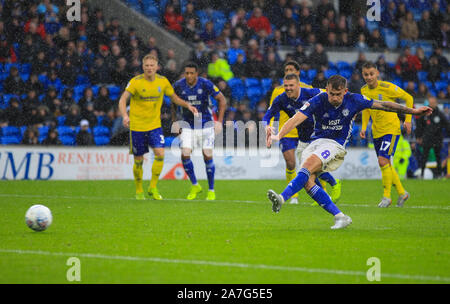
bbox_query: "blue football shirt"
[173,77,221,128]
[300,92,374,147]
[263,87,322,142]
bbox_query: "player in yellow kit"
[269,61,341,205]
[118,54,197,200]
[360,61,413,207]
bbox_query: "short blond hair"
[142,54,158,64]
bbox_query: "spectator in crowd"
[59,60,77,86]
[182,17,199,42]
[247,7,272,36]
[396,2,408,23]
[427,56,443,83]
[207,52,234,82]
[76,119,94,146]
[200,21,217,46]
[308,43,328,71]
[416,47,430,71]
[430,1,445,30]
[4,66,25,94]
[231,7,248,29]
[416,82,430,99]
[111,57,131,89]
[65,104,82,127]
[4,97,23,126]
[0,34,16,63]
[368,29,385,49]
[32,50,48,75]
[432,47,449,69]
[405,81,417,97]
[89,56,111,85]
[415,96,450,178]
[60,88,76,115]
[351,17,370,46]
[24,73,44,96]
[231,53,246,79]
[42,86,59,114]
[227,38,246,65]
[21,126,39,145]
[182,2,199,29]
[348,72,364,94]
[93,86,113,117]
[400,11,419,41]
[436,21,449,49]
[35,105,56,128]
[164,4,183,33]
[41,127,62,145]
[190,41,210,70]
[374,55,392,80]
[418,10,433,40]
[312,70,328,88]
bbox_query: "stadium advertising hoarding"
[0,147,381,180]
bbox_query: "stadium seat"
[97,115,105,126]
[75,126,91,134]
[261,78,272,95]
[93,126,110,137]
[57,115,66,126]
[38,126,49,143]
[20,63,31,74]
[1,136,21,145]
[307,69,317,81]
[384,31,398,49]
[2,126,21,137]
[336,61,351,71]
[94,136,110,146]
[418,71,428,82]
[228,78,246,101]
[60,135,76,146]
[324,68,338,79]
[340,69,352,80]
[75,75,90,86]
[4,63,19,74]
[57,126,75,137]
[108,85,121,100]
[91,85,99,96]
[434,81,447,91]
[245,78,260,88]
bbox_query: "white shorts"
[179,127,215,150]
[295,140,310,163]
[300,138,347,172]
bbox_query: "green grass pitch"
[0,179,449,284]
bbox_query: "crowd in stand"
[0,0,449,154]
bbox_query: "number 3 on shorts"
[160,135,165,144]
[321,150,331,159]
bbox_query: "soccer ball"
[25,205,53,231]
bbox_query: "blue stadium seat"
[245,78,260,88]
[20,63,31,74]
[75,75,90,86]
[60,135,76,146]
[340,69,352,80]
[57,126,75,137]
[94,136,110,146]
[93,126,110,137]
[261,78,272,94]
[324,68,338,79]
[418,71,428,82]
[384,31,398,49]
[336,61,351,71]
[435,81,447,91]
[228,78,246,101]
[126,0,142,11]
[4,63,19,74]
[307,69,317,81]
[108,85,121,100]
[1,136,21,145]
[91,85,99,96]
[75,126,91,134]
[38,126,49,143]
[57,115,66,126]
[2,126,21,137]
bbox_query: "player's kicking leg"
[202,127,216,200]
[147,128,165,200]
[268,139,351,229]
[282,139,300,204]
[130,130,149,200]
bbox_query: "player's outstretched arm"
[371,100,432,117]
[118,91,132,128]
[271,111,308,143]
[170,93,198,116]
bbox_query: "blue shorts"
[130,128,165,156]
[373,134,400,159]
[279,137,299,153]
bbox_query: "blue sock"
[315,177,323,188]
[307,184,341,216]
[318,172,337,186]
[281,168,310,201]
[204,159,215,190]
[182,158,197,185]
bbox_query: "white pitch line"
[0,249,449,282]
[0,193,449,210]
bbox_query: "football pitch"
[0,179,449,284]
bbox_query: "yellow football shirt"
[361,80,414,138]
[269,81,313,138]
[125,73,174,131]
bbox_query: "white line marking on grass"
[0,193,448,210]
[0,249,448,282]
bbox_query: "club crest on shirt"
[197,89,203,94]
[157,86,161,93]
[342,109,349,116]
[323,113,329,118]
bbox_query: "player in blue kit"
[173,62,227,200]
[266,75,432,229]
[263,73,340,201]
